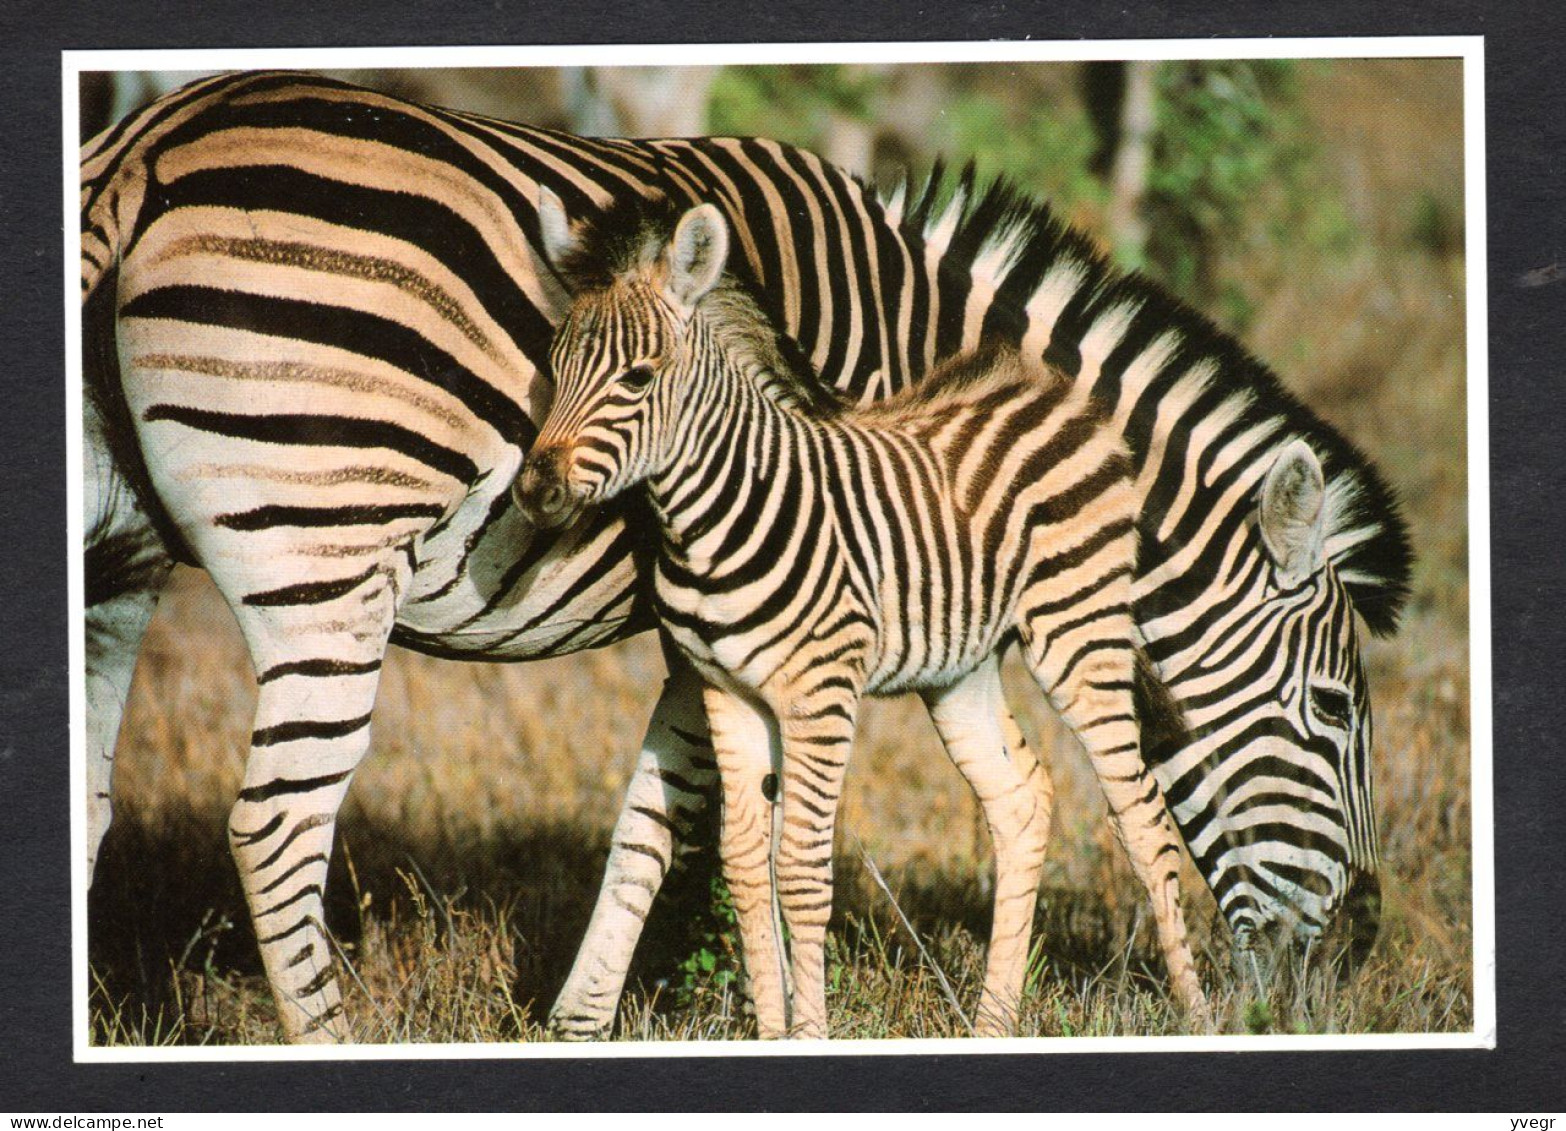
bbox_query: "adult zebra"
[80,70,1409,1041]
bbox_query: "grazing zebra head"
[523,185,1399,981]
[1170,435,1384,975]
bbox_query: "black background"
[3,0,1562,1112]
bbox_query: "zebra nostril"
[534,482,571,520]
[517,457,560,518]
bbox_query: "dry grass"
[85,59,1473,1045]
[86,556,1473,1045]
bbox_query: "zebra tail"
[82,262,187,603]
[1132,648,1191,761]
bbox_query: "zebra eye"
[621,366,655,392]
[1310,686,1354,728]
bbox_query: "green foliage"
[1244,998,1274,1034]
[1407,189,1462,257]
[706,60,1360,336]
[939,90,1107,219]
[1140,60,1354,318]
[707,64,888,147]
[672,874,742,1009]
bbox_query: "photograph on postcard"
[71,46,1485,1051]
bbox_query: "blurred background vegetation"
[83,59,1472,1042]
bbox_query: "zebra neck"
[645,365,810,561]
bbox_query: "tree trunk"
[567,67,720,138]
[1106,60,1159,262]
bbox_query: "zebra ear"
[537,186,577,270]
[664,204,729,311]
[1259,439,1328,588]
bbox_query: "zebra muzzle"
[515,450,582,529]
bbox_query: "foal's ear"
[663,204,730,312]
[1258,439,1328,589]
[536,186,577,270]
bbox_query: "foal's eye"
[1309,686,1354,728]
[622,366,655,391]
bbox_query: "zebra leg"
[1019,625,1212,1030]
[222,549,414,1044]
[1002,697,1055,854]
[701,683,790,1038]
[84,583,167,878]
[773,690,860,1040]
[920,659,1049,1038]
[548,657,716,1039]
[83,402,173,879]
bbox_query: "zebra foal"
[517,193,1211,1037]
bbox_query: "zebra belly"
[395,496,653,661]
[660,581,1006,704]
[862,555,1017,697]
[862,627,1010,698]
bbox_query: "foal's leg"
[771,685,861,1039]
[921,658,1049,1037]
[702,684,790,1038]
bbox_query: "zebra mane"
[878,162,1413,636]
[545,191,688,293]
[701,286,851,419]
[849,341,1060,424]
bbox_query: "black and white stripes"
[82,71,1408,1041]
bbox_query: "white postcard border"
[63,35,1493,1063]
